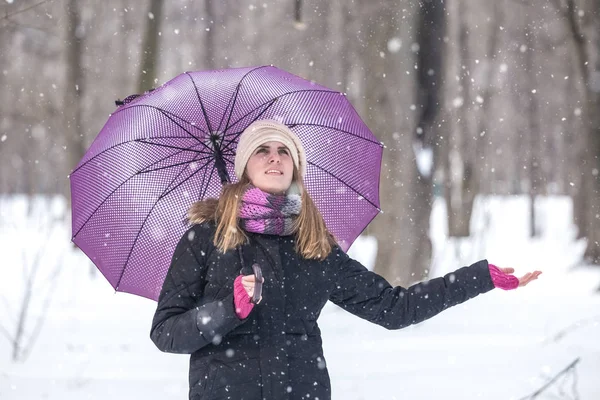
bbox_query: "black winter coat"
[150,222,495,400]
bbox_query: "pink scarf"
[238,185,302,236]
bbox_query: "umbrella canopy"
[70,65,383,301]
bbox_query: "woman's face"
[245,141,294,195]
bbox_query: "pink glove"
[489,263,519,290]
[233,275,255,319]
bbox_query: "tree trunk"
[582,0,600,265]
[414,0,445,274]
[364,1,432,286]
[444,0,478,238]
[64,0,86,208]
[204,0,216,69]
[560,0,600,263]
[584,110,600,264]
[525,24,541,238]
[138,0,164,93]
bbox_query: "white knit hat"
[234,119,307,180]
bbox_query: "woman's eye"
[256,148,267,154]
[279,149,289,155]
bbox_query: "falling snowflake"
[387,37,402,53]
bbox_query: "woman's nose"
[268,154,281,163]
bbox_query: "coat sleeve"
[328,247,495,330]
[150,224,247,354]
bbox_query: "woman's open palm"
[497,267,542,287]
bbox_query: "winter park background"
[2,1,600,399]
[1,195,599,399]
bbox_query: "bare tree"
[138,0,164,93]
[63,0,86,206]
[443,0,479,239]
[204,0,216,69]
[360,1,431,286]
[524,23,542,238]
[0,0,52,23]
[551,0,600,264]
[293,0,303,26]
[0,199,64,362]
[413,0,445,270]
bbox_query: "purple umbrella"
[70,65,383,301]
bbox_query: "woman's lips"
[265,170,283,175]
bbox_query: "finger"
[522,271,542,285]
[242,275,265,284]
[522,273,540,286]
[518,273,532,286]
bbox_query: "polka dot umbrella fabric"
[69,65,383,301]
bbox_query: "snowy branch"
[517,358,581,400]
[543,315,600,344]
[0,323,14,346]
[20,253,64,362]
[0,0,53,22]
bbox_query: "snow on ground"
[1,195,599,399]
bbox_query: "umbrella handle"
[251,263,263,304]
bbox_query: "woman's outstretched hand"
[497,267,542,287]
[489,264,542,290]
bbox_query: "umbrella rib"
[219,99,279,154]
[218,82,241,134]
[222,89,337,134]
[138,154,214,174]
[221,147,236,157]
[116,154,214,291]
[153,107,214,153]
[138,135,204,140]
[113,104,210,139]
[191,156,212,202]
[71,139,141,176]
[136,139,211,155]
[221,154,234,165]
[185,72,214,134]
[158,155,216,200]
[197,162,217,202]
[72,143,206,238]
[217,65,270,134]
[71,112,212,176]
[116,104,214,154]
[286,123,383,146]
[219,89,338,153]
[307,161,381,211]
[111,104,207,139]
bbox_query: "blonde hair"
[187,168,337,260]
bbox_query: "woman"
[150,119,542,400]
